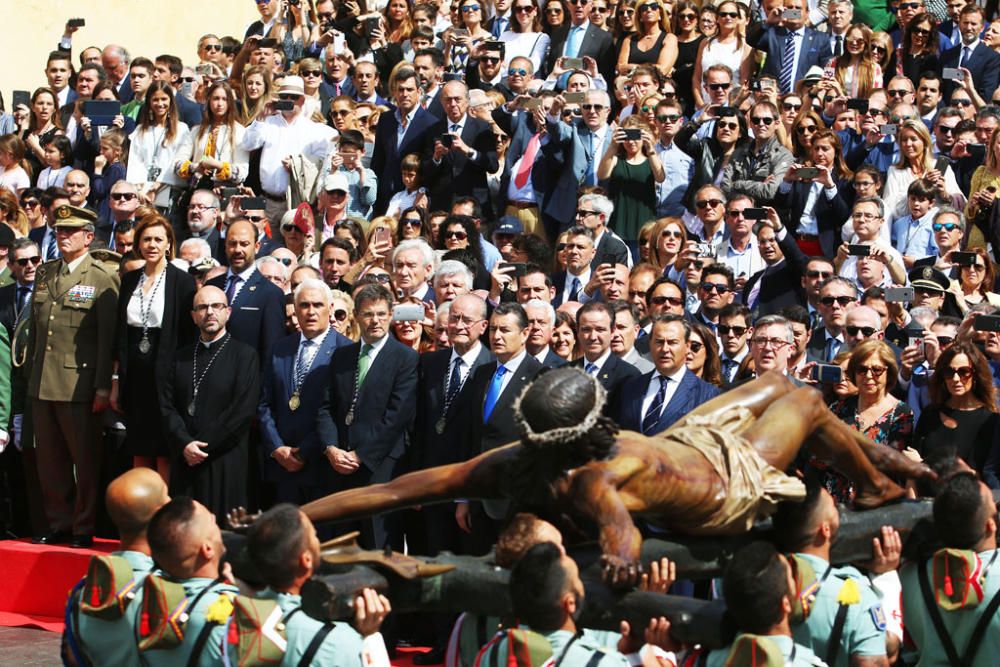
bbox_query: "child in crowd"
[91,128,127,223]
[36,135,72,189]
[0,134,31,195]
[385,153,426,218]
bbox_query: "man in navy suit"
[572,302,640,411]
[258,279,350,504]
[413,48,446,119]
[940,5,1000,102]
[423,81,499,218]
[456,302,543,553]
[749,0,832,94]
[206,220,285,363]
[352,61,391,106]
[524,299,566,368]
[371,67,436,215]
[616,314,720,436]
[545,0,616,86]
[315,284,419,549]
[391,239,437,304]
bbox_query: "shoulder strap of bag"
[824,602,850,667]
[961,582,1000,667]
[917,558,963,666]
[298,622,336,667]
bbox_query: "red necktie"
[514,133,541,189]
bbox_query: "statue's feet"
[600,553,644,589]
[854,480,907,510]
[865,444,938,483]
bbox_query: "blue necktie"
[642,376,669,434]
[492,15,506,37]
[226,274,241,303]
[446,356,463,405]
[483,364,508,422]
[585,362,598,375]
[583,132,597,185]
[45,232,58,260]
[722,358,738,383]
[780,31,796,93]
[825,337,841,362]
[566,25,584,58]
[568,277,581,303]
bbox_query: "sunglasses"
[640,105,657,113]
[871,45,887,53]
[334,309,349,321]
[718,324,747,336]
[695,199,723,208]
[708,82,730,91]
[820,295,854,307]
[796,125,818,134]
[899,1,922,6]
[582,104,606,111]
[509,68,528,76]
[402,218,422,227]
[461,4,481,11]
[845,325,877,337]
[657,113,681,122]
[700,282,730,294]
[446,230,468,240]
[716,121,739,130]
[111,192,138,201]
[806,270,832,279]
[718,10,739,17]
[945,366,975,380]
[278,93,300,101]
[326,190,347,198]
[181,76,196,83]
[856,365,887,377]
[482,56,501,64]
[516,3,536,10]
[562,108,582,117]
[650,294,684,306]
[275,257,294,267]
[246,215,265,222]
[679,11,697,19]
[689,340,704,352]
[660,229,683,238]
[932,222,961,232]
[22,199,39,208]
[887,89,910,97]
[938,125,959,135]
[301,69,323,77]
[591,4,608,10]
[751,116,775,126]
[281,224,302,233]
[783,102,803,111]
[556,243,567,251]
[619,8,635,14]
[640,2,660,10]
[867,107,887,116]
[546,6,564,12]
[203,44,223,52]
[954,99,973,106]
[15,256,42,267]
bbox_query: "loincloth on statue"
[663,406,806,534]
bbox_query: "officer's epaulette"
[89,248,123,266]
[35,259,61,281]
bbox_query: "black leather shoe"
[412,648,446,665]
[70,534,94,548]
[32,530,72,545]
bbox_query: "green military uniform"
[0,266,12,289]
[477,626,630,666]
[26,205,119,538]
[899,549,1000,667]
[702,633,827,666]
[137,576,241,667]
[73,550,154,665]
[0,324,11,430]
[791,553,886,667]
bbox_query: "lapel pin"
[249,285,257,292]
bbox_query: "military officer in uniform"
[772,479,891,667]
[27,205,119,547]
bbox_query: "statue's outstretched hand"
[601,553,643,588]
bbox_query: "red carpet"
[0,537,120,632]
[0,538,438,665]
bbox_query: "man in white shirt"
[716,196,765,297]
[826,0,852,56]
[242,75,337,224]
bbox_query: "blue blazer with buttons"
[206,269,286,363]
[615,368,720,436]
[749,26,833,89]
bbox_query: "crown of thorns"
[513,371,607,446]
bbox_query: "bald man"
[64,170,91,208]
[844,306,885,350]
[64,469,169,666]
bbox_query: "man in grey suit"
[542,89,614,234]
[610,301,654,373]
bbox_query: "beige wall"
[5,1,260,104]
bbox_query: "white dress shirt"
[639,365,689,422]
[242,113,337,197]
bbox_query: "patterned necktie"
[225,274,241,303]
[483,364,508,422]
[780,31,797,93]
[641,376,669,434]
[294,339,313,387]
[835,35,843,57]
[585,361,598,375]
[357,343,374,387]
[568,277,581,302]
[446,356,463,405]
[722,358,738,382]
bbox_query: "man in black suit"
[0,238,40,336]
[414,48,446,118]
[941,5,1000,101]
[96,181,140,251]
[31,189,71,262]
[423,81,499,218]
[572,302,639,410]
[743,213,809,319]
[545,0,616,87]
[177,190,226,263]
[524,298,566,367]
[372,66,437,215]
[456,302,543,554]
[578,193,630,271]
[806,277,858,363]
[316,284,419,548]
[749,0,833,94]
[206,220,285,363]
[516,265,556,304]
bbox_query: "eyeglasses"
[562,108,582,117]
[203,44,223,52]
[281,223,302,233]
[582,104,606,111]
[482,56,501,64]
[820,295,855,307]
[189,203,218,211]
[576,209,599,217]
[661,91,677,99]
[448,314,484,326]
[708,82,730,91]
[656,113,681,122]
[937,125,959,136]
[650,294,684,307]
[751,116,775,126]
[194,302,228,313]
[796,125,818,134]
[887,89,910,97]
[854,180,875,188]
[618,8,635,15]
[806,270,832,279]
[14,256,41,267]
[301,69,323,77]
[856,364,888,377]
[695,199,723,208]
[546,6,564,13]
[932,222,961,232]
[727,209,748,218]
[278,93,300,101]
[331,109,352,117]
[899,1,922,7]
[717,121,739,130]
[783,102,803,111]
[334,309,349,321]
[508,68,529,76]
[945,366,975,380]
[718,324,748,336]
[22,199,39,208]
[660,230,683,239]
[640,105,657,113]
[446,230,468,240]
[181,76,196,83]
[967,262,988,271]
[845,325,877,337]
[245,215,265,223]
[751,338,789,349]
[567,0,588,4]
[326,190,347,198]
[851,212,879,221]
[461,4,481,11]
[700,282,730,294]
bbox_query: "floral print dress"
[809,396,914,505]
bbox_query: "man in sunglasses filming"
[807,277,858,362]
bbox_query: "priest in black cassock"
[160,285,260,519]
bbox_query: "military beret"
[52,205,98,230]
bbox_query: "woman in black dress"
[111,213,197,482]
[21,87,63,187]
[617,0,677,75]
[670,0,705,116]
[885,12,941,88]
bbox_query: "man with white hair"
[392,239,436,303]
[748,315,796,378]
[575,192,631,270]
[179,238,212,266]
[257,256,290,294]
[258,278,351,504]
[433,259,473,304]
[524,298,565,368]
[843,305,886,350]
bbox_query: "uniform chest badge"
[67,285,96,303]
